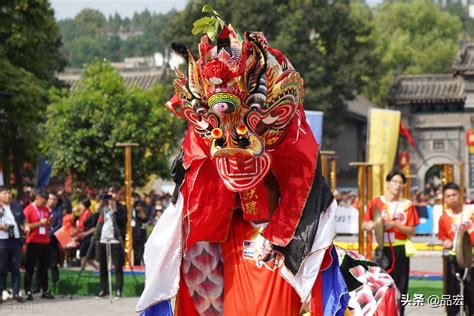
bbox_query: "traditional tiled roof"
[57,68,165,90]
[387,74,465,105]
[453,43,474,76]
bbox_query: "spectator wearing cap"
[0,186,25,303]
[23,190,54,300]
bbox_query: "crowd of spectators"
[0,184,171,303]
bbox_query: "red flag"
[399,122,415,148]
[399,151,410,169]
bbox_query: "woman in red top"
[76,198,98,269]
[362,170,419,316]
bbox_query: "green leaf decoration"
[207,29,217,41]
[202,4,213,13]
[193,16,213,27]
[191,5,226,42]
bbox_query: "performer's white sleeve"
[135,194,183,312]
[280,199,337,305]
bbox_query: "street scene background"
[1,0,474,315]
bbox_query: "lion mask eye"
[213,102,236,114]
[192,99,209,115]
[250,103,261,111]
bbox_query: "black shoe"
[0,296,3,304]
[26,291,34,301]
[96,290,108,298]
[41,291,55,299]
[13,295,25,303]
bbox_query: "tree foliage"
[58,9,178,67]
[365,0,462,105]
[161,0,286,55]
[40,61,183,188]
[0,0,65,189]
[161,0,377,141]
[271,0,379,140]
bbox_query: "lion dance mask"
[137,25,400,316]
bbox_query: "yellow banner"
[368,108,401,197]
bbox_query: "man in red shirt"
[23,190,54,300]
[362,170,419,316]
[438,182,474,315]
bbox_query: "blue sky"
[50,0,188,20]
[50,0,383,20]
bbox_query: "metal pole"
[116,142,138,269]
[460,163,465,203]
[357,165,366,255]
[441,164,454,214]
[321,155,328,181]
[440,163,453,302]
[106,242,113,303]
[124,146,133,268]
[366,165,373,259]
[330,158,337,192]
[442,165,446,214]
[404,165,411,199]
[379,164,385,196]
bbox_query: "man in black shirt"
[96,187,127,298]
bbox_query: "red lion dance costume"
[136,25,399,316]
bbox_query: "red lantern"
[399,151,410,169]
[466,129,474,146]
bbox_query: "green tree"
[272,0,379,140]
[65,35,110,67]
[75,9,107,37]
[161,1,377,141]
[443,2,474,39]
[57,19,79,43]
[41,61,183,188]
[0,52,46,188]
[162,0,285,54]
[366,0,462,105]
[57,9,180,64]
[0,0,65,191]
[108,13,123,33]
[141,10,179,56]
[131,9,152,29]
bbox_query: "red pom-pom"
[202,59,234,85]
[219,25,231,40]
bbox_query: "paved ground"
[0,297,450,315]
[0,296,139,316]
[336,235,445,274]
[0,235,452,315]
[405,304,446,315]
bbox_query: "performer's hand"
[24,224,30,234]
[40,218,48,226]
[383,220,396,230]
[443,239,453,249]
[0,224,7,232]
[365,221,374,231]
